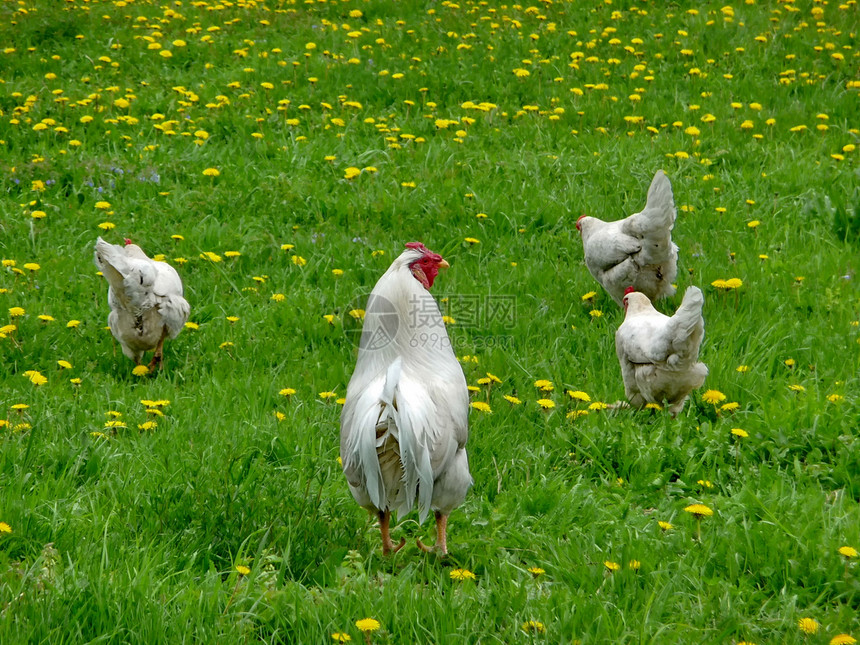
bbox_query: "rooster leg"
[416,511,449,556]
[379,510,405,556]
[147,327,169,371]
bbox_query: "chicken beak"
[439,258,450,269]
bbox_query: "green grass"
[1,0,859,642]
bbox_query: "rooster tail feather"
[382,360,434,523]
[354,404,386,511]
[380,358,417,518]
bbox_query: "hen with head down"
[94,237,190,370]
[577,170,679,306]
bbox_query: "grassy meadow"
[1,0,860,642]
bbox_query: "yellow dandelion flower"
[344,167,361,180]
[27,372,48,386]
[603,560,620,572]
[797,618,819,635]
[9,307,25,317]
[0,522,11,533]
[736,365,749,373]
[132,365,150,376]
[684,503,713,518]
[355,619,380,633]
[731,428,749,438]
[202,168,220,177]
[568,390,591,402]
[236,565,250,575]
[184,322,199,330]
[464,237,480,244]
[588,401,608,411]
[470,401,492,413]
[449,568,476,581]
[503,395,522,405]
[521,621,545,634]
[838,546,858,559]
[331,634,352,644]
[702,390,726,405]
[830,636,857,645]
[658,521,674,531]
[94,201,111,210]
[566,410,589,419]
[537,399,556,410]
[57,360,72,369]
[581,291,597,301]
[628,560,641,571]
[528,567,545,577]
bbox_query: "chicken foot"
[147,327,169,371]
[416,511,449,556]
[379,510,405,556]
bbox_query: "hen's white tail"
[673,286,704,336]
[624,171,677,267]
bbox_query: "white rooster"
[576,170,679,306]
[340,242,471,555]
[94,237,190,370]
[615,286,708,417]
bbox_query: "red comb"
[405,242,442,262]
[624,286,636,295]
[124,238,133,246]
[577,214,587,223]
